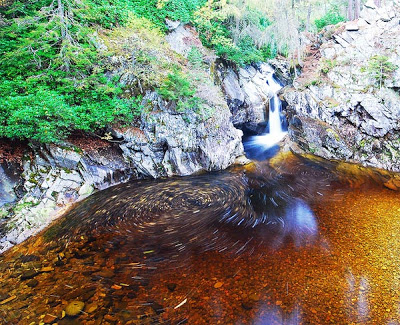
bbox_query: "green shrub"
[0,0,144,143]
[315,8,345,31]
[320,59,337,74]
[363,55,397,89]
[187,47,204,68]
[158,68,201,112]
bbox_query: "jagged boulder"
[114,91,243,177]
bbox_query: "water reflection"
[254,303,302,325]
[346,272,371,323]
[268,199,318,249]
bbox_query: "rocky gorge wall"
[283,0,400,173]
[216,59,291,131]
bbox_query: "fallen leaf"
[214,282,223,289]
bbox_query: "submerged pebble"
[65,301,85,317]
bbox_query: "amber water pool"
[1,154,400,324]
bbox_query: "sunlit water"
[1,153,400,324]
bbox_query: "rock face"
[0,143,132,253]
[0,163,22,207]
[217,62,279,127]
[283,2,400,172]
[113,91,243,178]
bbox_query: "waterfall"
[265,71,286,143]
[243,65,287,160]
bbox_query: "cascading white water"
[244,65,287,157]
[265,71,286,142]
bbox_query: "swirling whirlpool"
[45,155,345,259]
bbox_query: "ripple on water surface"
[1,153,400,324]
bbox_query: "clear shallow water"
[1,153,400,324]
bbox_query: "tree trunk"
[347,0,354,21]
[355,0,361,19]
[58,0,66,39]
[306,4,312,32]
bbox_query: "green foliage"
[315,7,345,31]
[104,13,181,90]
[320,59,337,74]
[158,68,201,112]
[193,4,275,65]
[0,0,143,143]
[131,0,206,31]
[363,55,397,89]
[304,79,322,88]
[187,47,204,68]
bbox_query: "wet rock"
[20,269,39,280]
[58,318,83,325]
[384,178,400,191]
[241,301,254,310]
[20,254,40,263]
[249,293,261,301]
[64,288,87,301]
[150,301,164,314]
[84,303,98,313]
[111,284,122,290]
[0,291,10,301]
[73,250,90,259]
[167,283,177,292]
[94,270,114,278]
[65,300,85,317]
[43,313,58,324]
[55,260,65,267]
[47,295,60,307]
[214,282,223,288]
[0,295,16,305]
[104,314,118,322]
[80,289,96,302]
[26,279,38,288]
